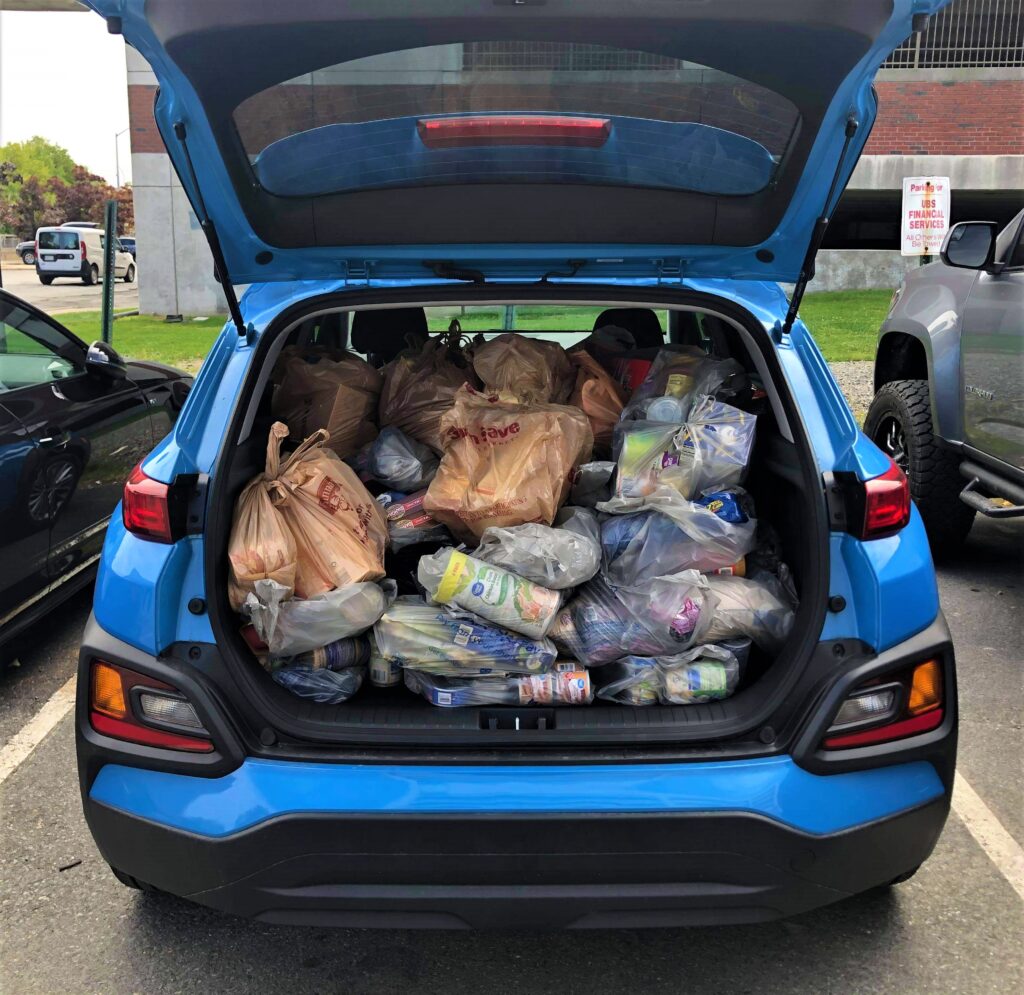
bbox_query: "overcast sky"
[0,11,131,185]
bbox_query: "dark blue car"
[75,0,956,928]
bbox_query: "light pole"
[114,127,129,189]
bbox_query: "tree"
[49,166,109,226]
[0,137,76,192]
[0,177,59,238]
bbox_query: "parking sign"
[901,176,951,256]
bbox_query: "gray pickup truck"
[865,208,1024,552]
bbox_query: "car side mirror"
[85,340,128,380]
[940,221,1001,272]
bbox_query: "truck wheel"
[83,264,99,286]
[21,250,36,266]
[38,275,54,286]
[123,263,135,284]
[865,379,975,552]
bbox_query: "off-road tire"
[864,379,975,553]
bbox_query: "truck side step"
[959,461,1024,518]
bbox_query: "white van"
[34,226,136,286]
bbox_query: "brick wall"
[126,78,1024,160]
[866,80,1023,155]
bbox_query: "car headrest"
[593,308,664,350]
[350,308,429,365]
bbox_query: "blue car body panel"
[90,756,944,839]
[79,0,951,287]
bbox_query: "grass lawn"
[55,289,892,372]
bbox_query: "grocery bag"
[267,424,388,599]
[423,385,593,540]
[366,426,439,491]
[405,667,592,708]
[227,422,298,611]
[378,336,474,453]
[472,333,575,404]
[272,351,381,458]
[568,349,626,456]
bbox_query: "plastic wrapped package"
[614,571,715,656]
[374,597,558,675]
[424,385,593,540]
[418,548,562,639]
[376,490,452,550]
[595,643,742,706]
[272,351,382,458]
[598,488,757,587]
[267,425,389,598]
[613,422,684,499]
[701,570,796,650]
[272,666,365,704]
[568,349,626,456]
[379,337,474,453]
[549,575,666,666]
[671,396,757,498]
[692,357,751,407]
[619,347,708,423]
[227,422,298,611]
[405,667,593,708]
[569,461,616,508]
[242,577,396,657]
[472,333,575,404]
[268,635,370,703]
[367,631,401,687]
[367,427,439,491]
[472,507,601,590]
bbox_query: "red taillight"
[80,239,87,260]
[123,463,175,542]
[417,114,611,149]
[823,708,944,749]
[862,460,911,538]
[89,660,213,753]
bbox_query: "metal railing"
[884,0,1024,67]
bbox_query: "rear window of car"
[234,41,799,200]
[37,231,80,250]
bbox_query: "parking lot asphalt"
[0,518,1021,995]
[1,257,140,314]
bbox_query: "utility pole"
[114,127,129,188]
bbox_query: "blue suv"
[76,0,956,928]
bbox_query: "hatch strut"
[173,122,247,336]
[781,116,860,338]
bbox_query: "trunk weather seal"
[204,284,830,758]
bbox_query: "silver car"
[866,208,1024,551]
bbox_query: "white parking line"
[0,676,76,788]
[953,771,1024,901]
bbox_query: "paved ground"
[0,257,139,314]
[0,518,1021,994]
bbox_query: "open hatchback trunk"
[201,288,832,753]
[90,0,945,287]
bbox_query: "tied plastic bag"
[423,385,593,541]
[568,349,627,456]
[569,461,616,508]
[418,548,562,639]
[405,666,592,708]
[596,643,743,706]
[379,337,474,453]
[614,571,715,656]
[272,351,382,458]
[549,574,668,666]
[272,667,364,704]
[472,507,601,590]
[472,333,575,404]
[227,422,298,611]
[619,347,708,423]
[598,488,757,587]
[702,569,797,650]
[243,578,397,657]
[672,396,757,498]
[266,424,389,599]
[374,597,558,675]
[376,490,451,550]
[367,427,439,491]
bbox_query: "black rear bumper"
[84,795,949,929]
